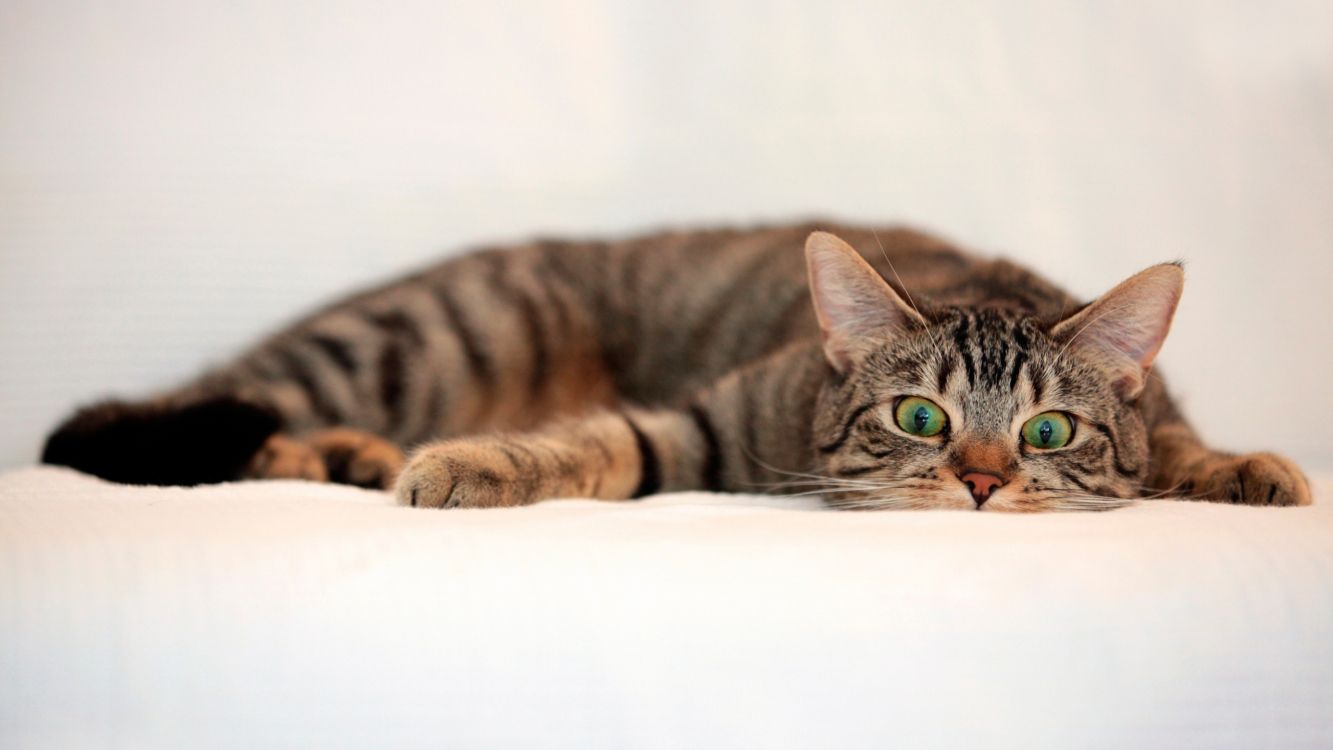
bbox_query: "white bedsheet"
[2,466,1330,749]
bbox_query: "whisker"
[1029,491,1136,511]
[754,474,893,488]
[1135,479,1191,500]
[1055,299,1143,360]
[871,228,947,361]
[826,490,939,511]
[747,474,891,492]
[775,489,878,500]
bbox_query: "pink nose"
[961,472,1007,507]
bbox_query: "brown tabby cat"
[43,222,1311,511]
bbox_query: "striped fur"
[43,222,1310,511]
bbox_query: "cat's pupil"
[913,406,929,431]
[1039,421,1053,445]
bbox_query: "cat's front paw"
[1188,452,1311,507]
[395,440,536,509]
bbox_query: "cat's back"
[323,219,1066,332]
[506,220,1071,402]
[580,220,1074,314]
[236,221,1080,412]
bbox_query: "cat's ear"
[805,231,926,373]
[1052,263,1184,399]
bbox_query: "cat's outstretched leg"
[394,412,650,508]
[396,345,825,508]
[1147,419,1311,507]
[395,403,765,508]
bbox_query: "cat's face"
[811,309,1152,511]
[805,232,1181,512]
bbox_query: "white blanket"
[2,466,1330,749]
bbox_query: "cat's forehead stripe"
[937,310,1034,396]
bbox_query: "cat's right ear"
[805,231,925,373]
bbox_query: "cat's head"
[805,231,1182,512]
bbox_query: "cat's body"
[43,222,1310,511]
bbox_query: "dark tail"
[42,394,282,486]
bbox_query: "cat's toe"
[307,428,404,489]
[395,443,521,509]
[1196,452,1311,507]
[245,434,328,482]
[395,455,451,508]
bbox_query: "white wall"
[2,0,1331,470]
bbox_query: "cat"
[42,222,1311,511]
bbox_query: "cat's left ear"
[806,231,926,373]
[1052,263,1184,400]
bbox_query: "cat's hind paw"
[244,434,328,482]
[243,429,403,489]
[306,428,404,489]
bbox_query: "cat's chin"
[976,493,1042,512]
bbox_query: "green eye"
[1022,411,1074,450]
[894,396,948,437]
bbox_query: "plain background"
[1,1,1330,472]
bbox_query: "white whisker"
[870,228,950,365]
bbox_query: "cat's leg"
[244,427,405,489]
[394,411,647,507]
[43,244,624,488]
[396,344,827,508]
[228,248,618,488]
[1143,382,1311,506]
[1147,422,1310,506]
[396,406,757,508]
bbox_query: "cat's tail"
[41,390,282,486]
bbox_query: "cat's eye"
[894,396,948,438]
[1021,411,1075,450]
